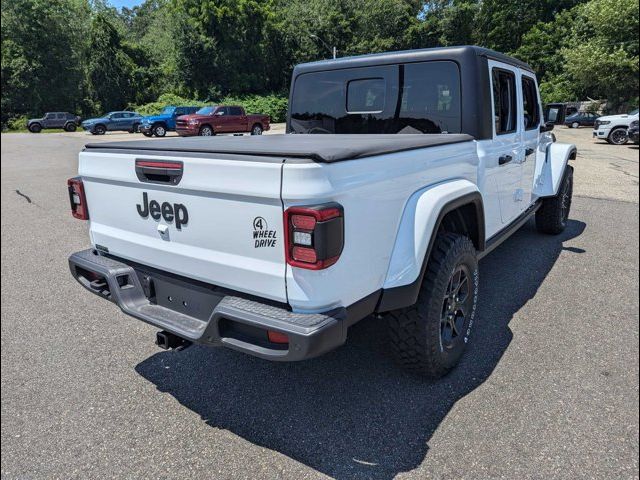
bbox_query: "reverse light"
[67,177,89,220]
[284,203,344,270]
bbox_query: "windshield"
[629,108,639,115]
[289,61,462,134]
[160,107,175,115]
[196,106,217,115]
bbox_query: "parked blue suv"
[138,106,200,137]
[81,111,143,135]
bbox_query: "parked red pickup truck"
[176,105,270,136]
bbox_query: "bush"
[132,92,289,123]
[5,115,29,131]
[132,93,207,116]
[219,94,288,123]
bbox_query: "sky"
[108,0,144,8]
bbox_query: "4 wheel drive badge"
[253,216,276,248]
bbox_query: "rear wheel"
[199,125,214,136]
[251,124,263,135]
[28,123,42,133]
[536,165,573,234]
[608,127,628,145]
[130,123,139,133]
[64,123,77,132]
[152,124,166,137]
[388,233,479,378]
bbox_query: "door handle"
[525,148,535,156]
[499,155,513,165]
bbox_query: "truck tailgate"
[79,150,286,302]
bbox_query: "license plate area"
[135,269,224,321]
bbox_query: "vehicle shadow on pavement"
[136,218,586,480]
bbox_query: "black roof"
[293,45,533,75]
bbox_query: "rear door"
[229,106,247,131]
[483,61,523,225]
[519,72,542,209]
[79,150,287,302]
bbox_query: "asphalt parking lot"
[1,127,638,479]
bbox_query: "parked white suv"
[593,108,639,145]
[67,46,576,377]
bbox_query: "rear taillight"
[67,177,89,220]
[284,203,344,270]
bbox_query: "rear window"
[290,61,461,134]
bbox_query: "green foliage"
[5,115,29,131]
[1,0,90,125]
[220,94,288,122]
[133,93,207,115]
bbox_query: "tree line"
[1,0,638,127]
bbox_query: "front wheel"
[199,125,214,136]
[608,127,628,145]
[251,124,263,135]
[93,124,106,135]
[571,122,579,129]
[536,165,573,234]
[152,124,166,137]
[141,131,153,137]
[388,233,479,378]
[28,123,42,133]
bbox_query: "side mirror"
[540,121,555,133]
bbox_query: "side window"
[492,68,517,135]
[229,107,243,116]
[521,76,540,130]
[398,61,461,134]
[346,78,386,113]
[56,113,66,119]
[174,108,184,116]
[217,107,228,116]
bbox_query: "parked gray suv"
[28,112,81,133]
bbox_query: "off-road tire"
[64,123,77,132]
[29,123,42,133]
[152,123,167,137]
[608,127,628,145]
[388,233,479,378]
[536,165,573,234]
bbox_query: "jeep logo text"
[136,192,189,230]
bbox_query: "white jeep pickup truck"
[68,46,576,377]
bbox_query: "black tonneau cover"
[84,134,473,163]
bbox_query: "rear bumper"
[68,249,348,361]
